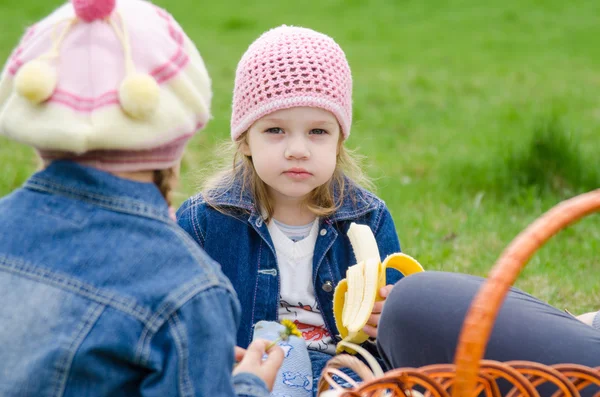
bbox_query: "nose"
[284,134,310,160]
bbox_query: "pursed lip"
[283,168,313,179]
[283,167,312,175]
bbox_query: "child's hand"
[234,346,246,362]
[233,338,284,391]
[362,284,395,338]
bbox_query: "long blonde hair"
[202,133,374,223]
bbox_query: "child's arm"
[141,288,281,397]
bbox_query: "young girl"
[0,0,282,395]
[177,25,404,394]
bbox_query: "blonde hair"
[153,168,177,207]
[202,133,374,223]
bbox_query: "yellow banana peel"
[333,222,424,354]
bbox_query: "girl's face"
[241,106,340,205]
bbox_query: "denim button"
[319,229,327,236]
[255,218,263,227]
[322,281,333,292]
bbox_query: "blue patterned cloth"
[253,321,313,397]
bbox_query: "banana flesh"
[333,222,424,354]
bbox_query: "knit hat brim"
[232,95,350,141]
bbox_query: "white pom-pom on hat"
[119,73,160,119]
[14,60,57,104]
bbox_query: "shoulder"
[177,192,251,223]
[331,181,389,223]
[177,173,254,221]
[329,184,401,255]
[177,192,208,223]
[137,220,238,316]
[176,192,252,243]
[139,220,236,294]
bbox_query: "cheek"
[254,158,269,175]
[250,150,275,179]
[246,137,269,171]
[320,147,339,176]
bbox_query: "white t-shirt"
[268,218,336,354]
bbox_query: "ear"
[240,140,252,156]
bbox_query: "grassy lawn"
[1,0,598,313]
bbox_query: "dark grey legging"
[377,271,600,396]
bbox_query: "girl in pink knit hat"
[177,25,406,395]
[0,0,283,395]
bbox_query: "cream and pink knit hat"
[231,25,352,141]
[0,0,211,172]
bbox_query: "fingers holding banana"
[362,284,394,337]
[378,284,394,299]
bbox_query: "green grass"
[1,0,599,313]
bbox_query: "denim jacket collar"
[24,161,171,222]
[205,175,380,222]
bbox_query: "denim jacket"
[176,178,403,350]
[0,161,269,397]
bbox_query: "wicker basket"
[319,189,600,397]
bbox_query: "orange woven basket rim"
[451,189,600,397]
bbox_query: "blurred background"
[1,0,598,312]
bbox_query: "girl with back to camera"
[0,0,282,395]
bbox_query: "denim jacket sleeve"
[177,198,205,248]
[140,282,270,396]
[373,204,404,285]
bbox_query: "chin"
[278,188,314,200]
[287,191,313,199]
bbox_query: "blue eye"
[265,127,284,134]
[310,129,328,135]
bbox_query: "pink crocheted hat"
[0,0,211,172]
[231,25,352,141]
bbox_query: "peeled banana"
[333,222,424,354]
